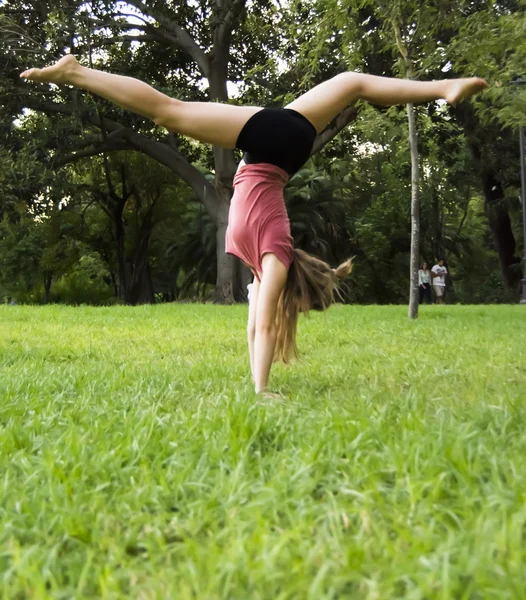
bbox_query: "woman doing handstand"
[21,56,487,395]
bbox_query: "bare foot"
[444,77,488,105]
[20,55,80,85]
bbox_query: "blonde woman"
[21,56,486,394]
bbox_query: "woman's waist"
[233,162,289,188]
[230,186,288,217]
[227,201,290,236]
[227,207,290,233]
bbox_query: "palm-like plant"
[285,163,351,266]
[167,200,217,299]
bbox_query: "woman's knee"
[152,98,185,129]
[256,321,276,337]
[334,71,365,98]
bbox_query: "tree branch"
[391,17,412,76]
[52,140,136,167]
[86,18,202,61]
[24,99,124,133]
[22,99,219,220]
[87,16,152,29]
[456,192,470,237]
[95,34,163,45]
[409,0,425,50]
[124,1,210,77]
[310,105,359,156]
[216,0,246,48]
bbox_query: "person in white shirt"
[431,259,448,304]
[418,262,432,304]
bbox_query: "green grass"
[1,304,525,599]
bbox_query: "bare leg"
[286,72,488,132]
[21,55,261,148]
[253,254,287,395]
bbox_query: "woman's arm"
[253,254,288,394]
[247,279,260,382]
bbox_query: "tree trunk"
[213,194,236,303]
[431,188,444,261]
[108,269,119,298]
[43,273,53,305]
[209,56,245,302]
[407,102,420,319]
[482,172,521,289]
[453,104,521,290]
[126,252,155,305]
[113,205,130,302]
[391,19,420,318]
[126,219,155,305]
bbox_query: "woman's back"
[226,163,294,278]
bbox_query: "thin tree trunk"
[407,101,420,319]
[213,194,236,303]
[482,172,521,289]
[127,251,154,304]
[209,58,242,303]
[431,188,443,261]
[391,19,421,319]
[127,201,156,304]
[109,269,119,298]
[114,207,128,302]
[43,273,53,305]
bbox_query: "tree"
[0,127,80,302]
[72,151,197,304]
[2,0,359,302]
[446,0,526,292]
[314,0,466,316]
[380,2,426,319]
[2,0,522,306]
[0,205,79,303]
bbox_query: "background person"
[432,259,448,304]
[418,262,432,304]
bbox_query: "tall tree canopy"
[1,0,524,305]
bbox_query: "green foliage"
[0,204,79,301]
[166,198,218,299]
[0,304,525,596]
[0,215,44,298]
[1,0,524,304]
[51,251,115,305]
[449,1,526,129]
[286,163,350,264]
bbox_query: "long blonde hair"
[274,249,353,362]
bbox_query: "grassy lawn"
[0,304,525,599]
